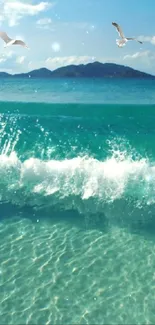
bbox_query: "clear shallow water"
[1,79,155,324]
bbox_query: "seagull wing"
[126,37,143,44]
[112,22,125,39]
[14,40,29,48]
[0,31,12,43]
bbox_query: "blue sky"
[0,0,155,74]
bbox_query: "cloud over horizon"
[0,0,154,74]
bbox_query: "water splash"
[0,150,154,213]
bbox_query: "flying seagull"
[112,22,143,47]
[0,31,29,48]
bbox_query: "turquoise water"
[0,77,155,103]
[1,78,155,324]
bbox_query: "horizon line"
[0,61,154,77]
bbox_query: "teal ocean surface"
[1,78,155,324]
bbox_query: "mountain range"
[0,62,154,79]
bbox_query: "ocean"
[1,78,155,324]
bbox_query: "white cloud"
[0,50,14,63]
[123,51,155,70]
[36,17,54,30]
[123,51,151,60]
[16,55,26,64]
[123,51,155,60]
[0,1,51,26]
[0,68,13,73]
[45,55,96,69]
[138,35,155,45]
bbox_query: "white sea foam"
[0,151,154,210]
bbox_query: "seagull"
[0,31,29,49]
[112,22,143,47]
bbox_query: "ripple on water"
[0,215,155,324]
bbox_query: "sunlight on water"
[1,215,155,325]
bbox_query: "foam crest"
[0,151,154,210]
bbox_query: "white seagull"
[112,22,143,47]
[0,31,29,48]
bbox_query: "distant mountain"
[0,62,154,79]
[50,62,155,79]
[13,67,53,78]
[0,72,12,78]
